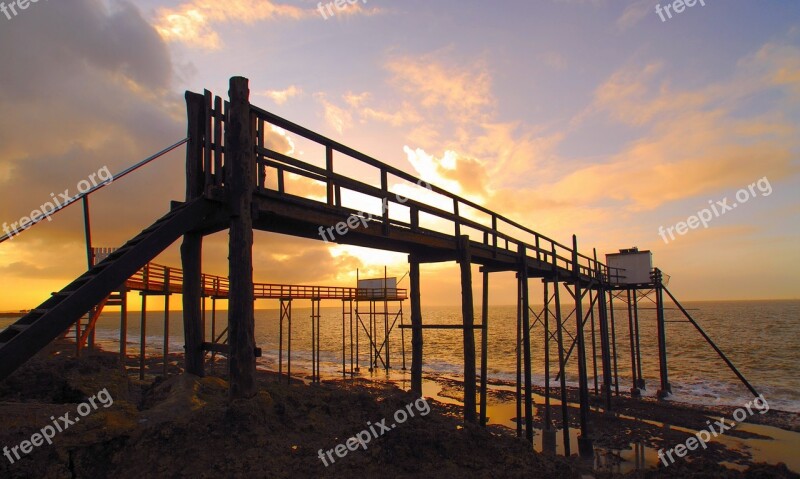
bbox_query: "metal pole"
[663,285,760,398]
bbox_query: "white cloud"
[259,85,303,105]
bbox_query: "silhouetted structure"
[0,76,760,459]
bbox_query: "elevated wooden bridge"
[0,76,760,459]
[124,262,407,301]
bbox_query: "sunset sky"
[0,0,798,311]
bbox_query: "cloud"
[259,85,303,105]
[153,0,308,49]
[402,147,487,200]
[253,241,363,285]
[386,53,494,124]
[0,0,301,309]
[616,0,651,30]
[564,49,800,211]
[153,0,385,49]
[313,92,353,135]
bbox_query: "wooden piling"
[543,281,552,429]
[551,269,571,456]
[182,90,206,377]
[626,289,639,396]
[479,269,489,427]
[609,291,620,395]
[458,236,477,423]
[409,256,423,397]
[225,76,257,399]
[119,287,127,371]
[654,269,672,398]
[572,236,593,457]
[519,246,534,442]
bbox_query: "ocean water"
[3,300,798,413]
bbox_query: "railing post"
[381,170,390,235]
[326,145,334,206]
[453,199,461,238]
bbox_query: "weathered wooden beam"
[519,246,534,442]
[182,91,207,378]
[185,92,205,199]
[226,76,257,399]
[479,270,489,427]
[458,235,477,423]
[181,232,204,377]
[572,235,593,457]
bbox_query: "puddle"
[415,375,800,474]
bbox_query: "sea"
[2,300,798,413]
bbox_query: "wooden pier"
[0,76,762,460]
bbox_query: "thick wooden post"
[479,269,489,426]
[519,246,534,442]
[458,236,477,423]
[654,269,672,398]
[572,236,593,457]
[409,255,423,397]
[182,91,205,377]
[598,287,614,410]
[226,76,257,399]
[552,274,571,456]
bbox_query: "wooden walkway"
[126,263,407,301]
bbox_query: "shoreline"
[1,341,798,478]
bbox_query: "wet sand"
[0,341,797,478]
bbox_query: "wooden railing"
[127,263,407,300]
[186,85,623,284]
[250,105,622,283]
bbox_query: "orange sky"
[1,0,799,311]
